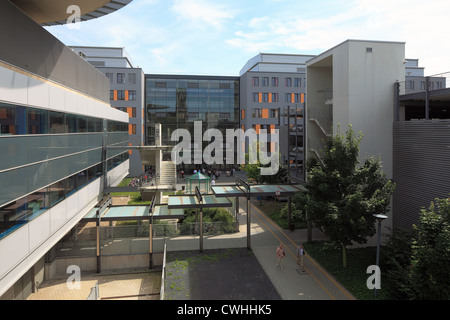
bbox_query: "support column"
[199,208,203,252]
[247,196,251,249]
[235,196,239,222]
[425,77,430,120]
[149,218,153,269]
[96,216,101,273]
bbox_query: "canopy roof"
[186,172,211,181]
[211,184,306,197]
[167,195,232,209]
[83,205,184,221]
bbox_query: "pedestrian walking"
[276,244,286,270]
[296,244,306,269]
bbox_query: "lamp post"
[373,214,388,297]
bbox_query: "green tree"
[408,197,450,299]
[240,141,287,184]
[301,125,395,268]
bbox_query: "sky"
[45,0,450,76]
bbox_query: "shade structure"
[186,172,211,194]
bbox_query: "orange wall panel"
[262,109,269,119]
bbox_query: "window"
[285,78,292,87]
[117,90,125,100]
[263,93,269,102]
[110,90,115,100]
[105,73,113,83]
[78,116,87,133]
[28,108,48,134]
[252,108,262,118]
[49,111,65,134]
[270,109,279,118]
[117,73,125,84]
[252,92,259,102]
[252,77,259,86]
[128,90,137,101]
[271,77,279,87]
[272,93,279,102]
[262,77,269,86]
[285,93,291,102]
[128,73,136,84]
[294,78,301,87]
[408,81,415,90]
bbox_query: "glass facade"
[0,103,129,240]
[145,75,240,168]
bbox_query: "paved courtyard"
[164,248,281,300]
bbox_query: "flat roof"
[82,205,184,221]
[167,195,233,209]
[212,184,306,197]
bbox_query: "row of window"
[252,76,305,88]
[252,92,305,103]
[0,103,127,136]
[0,152,129,240]
[105,72,137,85]
[110,90,137,101]
[407,80,445,91]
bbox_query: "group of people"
[276,243,306,270]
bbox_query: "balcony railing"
[309,106,333,137]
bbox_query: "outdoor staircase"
[159,161,177,187]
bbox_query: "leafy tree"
[300,125,395,267]
[382,227,415,299]
[240,141,287,184]
[408,197,450,299]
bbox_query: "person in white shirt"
[296,244,305,269]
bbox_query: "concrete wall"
[306,40,406,240]
[0,1,110,103]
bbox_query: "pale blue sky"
[46,0,450,76]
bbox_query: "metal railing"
[160,242,167,300]
[309,106,333,137]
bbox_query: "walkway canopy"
[211,178,307,246]
[211,178,306,198]
[186,172,211,194]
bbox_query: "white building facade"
[0,0,132,299]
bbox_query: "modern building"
[305,39,450,240]
[306,40,406,239]
[404,59,446,95]
[393,70,450,231]
[0,0,132,299]
[239,53,315,180]
[69,46,145,177]
[145,74,240,172]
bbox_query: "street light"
[373,214,388,297]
